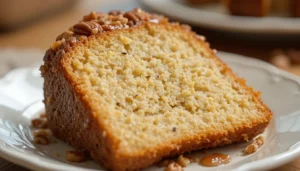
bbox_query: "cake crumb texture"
[42,8,272,171]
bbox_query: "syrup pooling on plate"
[200,153,232,167]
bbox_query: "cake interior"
[66,23,266,155]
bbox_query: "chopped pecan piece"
[73,21,102,36]
[31,118,48,129]
[165,163,184,171]
[243,136,265,155]
[33,129,51,145]
[83,11,98,21]
[177,155,190,167]
[124,12,140,24]
[56,31,74,41]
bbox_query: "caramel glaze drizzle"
[200,153,232,167]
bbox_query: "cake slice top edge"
[41,8,272,156]
[42,8,170,63]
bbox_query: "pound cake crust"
[41,8,272,171]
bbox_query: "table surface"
[0,0,299,170]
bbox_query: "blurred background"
[0,0,299,77]
[0,0,299,170]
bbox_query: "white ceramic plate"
[140,0,300,35]
[0,52,300,171]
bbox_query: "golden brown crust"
[42,9,272,171]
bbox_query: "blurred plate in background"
[140,0,300,35]
[0,0,78,31]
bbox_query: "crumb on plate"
[165,162,184,171]
[33,129,51,145]
[243,136,265,155]
[177,155,190,167]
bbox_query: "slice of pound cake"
[41,8,272,171]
